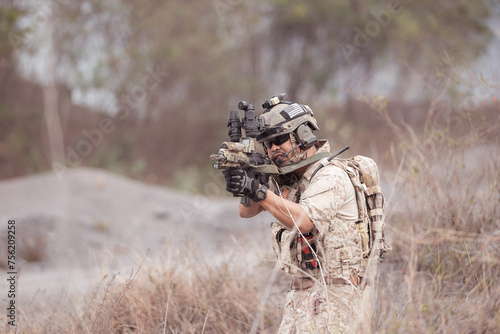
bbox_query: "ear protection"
[294,123,318,149]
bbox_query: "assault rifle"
[210,101,273,207]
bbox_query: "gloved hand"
[223,168,260,198]
[257,172,270,188]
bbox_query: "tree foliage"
[0,0,495,184]
[263,0,493,97]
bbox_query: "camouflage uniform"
[270,140,363,333]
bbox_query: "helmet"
[256,94,320,166]
[257,98,319,149]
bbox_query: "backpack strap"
[309,145,350,182]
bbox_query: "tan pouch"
[270,222,300,275]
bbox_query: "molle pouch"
[270,222,300,275]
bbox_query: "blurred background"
[1,0,500,332]
[1,0,498,191]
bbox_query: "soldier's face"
[266,135,299,164]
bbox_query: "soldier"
[223,99,363,333]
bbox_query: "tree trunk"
[42,5,65,167]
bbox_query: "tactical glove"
[223,168,260,198]
[257,172,270,187]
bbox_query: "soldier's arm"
[258,188,314,233]
[239,200,265,218]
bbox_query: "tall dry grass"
[367,99,500,333]
[8,250,283,334]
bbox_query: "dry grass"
[10,250,283,334]
[367,100,500,333]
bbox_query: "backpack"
[311,154,392,281]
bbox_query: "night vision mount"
[262,93,288,109]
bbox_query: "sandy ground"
[0,168,273,308]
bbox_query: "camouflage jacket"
[270,140,363,279]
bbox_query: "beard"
[271,150,288,165]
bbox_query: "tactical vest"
[269,169,363,279]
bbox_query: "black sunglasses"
[263,134,290,149]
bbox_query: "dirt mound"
[0,168,271,301]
